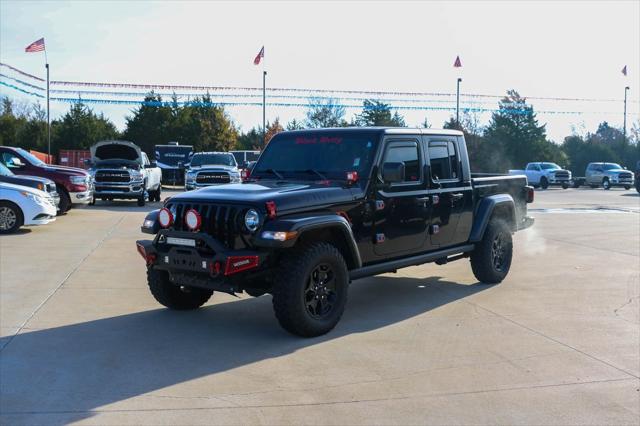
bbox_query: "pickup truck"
[184,152,241,191]
[572,162,635,190]
[509,162,571,189]
[0,146,92,212]
[88,140,162,206]
[155,142,193,186]
[137,128,534,337]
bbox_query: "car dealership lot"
[1,189,638,425]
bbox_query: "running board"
[349,244,475,280]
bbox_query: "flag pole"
[263,70,267,147]
[456,77,462,127]
[623,86,629,141]
[44,46,50,159]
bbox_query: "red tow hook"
[136,242,156,266]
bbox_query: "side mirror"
[381,162,405,184]
[10,158,25,169]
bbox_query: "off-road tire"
[540,177,549,190]
[470,219,513,284]
[272,242,349,337]
[147,268,213,310]
[0,201,24,234]
[58,186,71,213]
[602,178,611,190]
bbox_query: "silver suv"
[585,162,634,190]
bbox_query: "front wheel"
[58,186,71,212]
[562,183,569,189]
[602,178,611,190]
[540,177,549,190]
[470,219,513,284]
[147,268,213,309]
[623,185,630,190]
[0,201,24,234]
[272,242,349,337]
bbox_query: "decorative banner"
[0,62,45,82]
[0,73,45,91]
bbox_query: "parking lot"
[0,188,638,425]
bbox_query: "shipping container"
[58,149,91,169]
[29,150,56,165]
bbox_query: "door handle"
[451,193,464,201]
[415,196,430,206]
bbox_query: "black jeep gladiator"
[137,128,534,337]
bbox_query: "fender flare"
[254,214,362,269]
[469,194,516,242]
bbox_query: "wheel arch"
[469,195,516,243]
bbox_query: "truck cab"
[137,128,534,337]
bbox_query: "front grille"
[95,171,130,183]
[166,201,242,249]
[195,172,230,184]
[554,171,570,178]
[618,172,633,179]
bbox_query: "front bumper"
[94,181,144,199]
[137,230,269,293]
[185,181,238,191]
[70,189,94,205]
[548,177,571,185]
[610,178,634,187]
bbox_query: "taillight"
[526,186,535,203]
[224,255,259,276]
[158,208,174,228]
[346,171,359,184]
[241,169,250,180]
[184,208,201,231]
[265,201,277,219]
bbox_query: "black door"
[373,138,430,257]
[425,137,471,247]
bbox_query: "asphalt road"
[1,188,638,425]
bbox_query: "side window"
[383,142,421,182]
[2,152,21,168]
[526,164,535,171]
[428,140,460,181]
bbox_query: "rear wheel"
[147,268,213,310]
[272,242,349,337]
[540,177,549,190]
[470,219,513,284]
[0,201,24,234]
[602,178,611,190]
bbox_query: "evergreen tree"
[354,100,405,127]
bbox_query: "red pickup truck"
[0,147,93,212]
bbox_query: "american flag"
[25,38,45,53]
[253,46,264,65]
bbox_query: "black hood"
[169,180,356,212]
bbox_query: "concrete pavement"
[1,188,638,425]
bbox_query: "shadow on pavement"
[0,275,489,424]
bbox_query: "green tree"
[286,118,305,130]
[354,100,405,127]
[123,93,175,155]
[237,127,262,150]
[174,94,238,152]
[51,102,119,154]
[305,98,347,128]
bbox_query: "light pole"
[456,77,462,127]
[623,86,629,141]
[263,71,267,147]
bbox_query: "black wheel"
[572,180,581,188]
[137,195,146,206]
[562,183,569,189]
[154,185,162,202]
[147,268,213,310]
[623,185,630,190]
[540,177,549,190]
[89,194,96,205]
[57,186,71,212]
[272,242,349,337]
[602,178,611,190]
[470,219,513,284]
[0,201,24,234]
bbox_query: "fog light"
[260,231,298,241]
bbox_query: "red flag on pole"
[453,55,462,68]
[621,65,627,76]
[254,46,264,65]
[25,38,45,52]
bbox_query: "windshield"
[603,163,622,170]
[16,148,46,166]
[190,153,236,167]
[0,163,13,176]
[155,146,193,166]
[252,131,380,184]
[540,163,560,170]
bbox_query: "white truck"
[88,140,162,206]
[509,162,571,189]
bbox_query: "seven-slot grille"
[618,172,633,180]
[554,171,570,179]
[167,201,241,248]
[95,170,130,183]
[195,172,230,184]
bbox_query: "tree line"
[0,91,638,174]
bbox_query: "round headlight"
[244,209,260,232]
[184,209,201,231]
[158,208,173,228]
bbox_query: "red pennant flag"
[253,46,264,65]
[621,65,627,76]
[453,55,462,68]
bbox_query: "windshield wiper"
[297,169,328,180]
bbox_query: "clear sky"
[1,0,639,142]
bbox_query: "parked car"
[635,161,640,193]
[509,162,571,189]
[88,140,162,206]
[0,182,57,234]
[137,127,534,337]
[572,162,635,190]
[184,152,241,190]
[155,142,193,186]
[0,163,60,211]
[0,146,92,212]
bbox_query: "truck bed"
[472,174,530,226]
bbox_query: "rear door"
[425,136,472,247]
[373,137,430,257]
